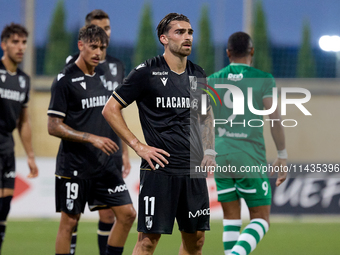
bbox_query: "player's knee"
[99,209,115,223]
[69,218,79,230]
[139,235,160,252]
[192,233,205,252]
[124,207,136,226]
[117,206,136,227]
[61,213,80,232]
[183,232,205,253]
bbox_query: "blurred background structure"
[0,0,339,218]
[1,0,340,78]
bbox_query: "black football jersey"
[47,63,122,179]
[0,61,30,154]
[113,55,208,175]
[66,53,124,91]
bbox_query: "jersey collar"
[161,55,187,75]
[230,62,250,67]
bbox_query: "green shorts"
[214,152,271,208]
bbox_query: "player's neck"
[230,56,252,66]
[1,56,18,73]
[75,57,96,75]
[163,52,187,74]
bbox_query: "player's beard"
[169,42,192,57]
[7,51,23,65]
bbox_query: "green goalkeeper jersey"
[208,63,276,163]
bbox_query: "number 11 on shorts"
[144,196,155,215]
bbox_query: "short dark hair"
[85,9,109,26]
[1,23,28,42]
[227,32,253,58]
[78,24,109,46]
[156,13,190,45]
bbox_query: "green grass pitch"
[3,219,340,254]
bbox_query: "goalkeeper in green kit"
[208,32,287,255]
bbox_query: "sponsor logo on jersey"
[189,76,197,92]
[228,73,243,81]
[109,63,117,76]
[136,63,146,70]
[1,74,6,83]
[156,97,191,108]
[145,216,153,230]
[188,208,210,218]
[152,71,168,76]
[72,76,84,82]
[4,171,16,178]
[66,199,74,211]
[80,81,86,90]
[18,75,26,88]
[0,88,26,102]
[217,127,248,138]
[108,184,128,194]
[81,95,109,109]
[160,77,168,86]
[57,73,65,81]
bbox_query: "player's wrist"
[204,149,217,156]
[26,152,35,159]
[277,149,288,159]
[130,138,140,151]
[84,132,94,143]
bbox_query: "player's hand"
[27,156,39,178]
[200,155,216,168]
[122,153,131,178]
[90,135,119,156]
[270,158,287,187]
[134,142,170,170]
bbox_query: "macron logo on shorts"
[108,184,127,194]
[188,208,210,218]
[4,171,16,178]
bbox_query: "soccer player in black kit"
[47,25,135,255]
[65,10,130,255]
[0,23,39,251]
[103,13,216,255]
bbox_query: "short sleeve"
[112,63,148,107]
[22,76,30,107]
[262,74,276,99]
[47,75,69,118]
[65,53,78,66]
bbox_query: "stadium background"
[1,0,340,254]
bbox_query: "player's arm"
[121,140,131,178]
[199,105,216,168]
[17,107,39,178]
[102,96,170,170]
[47,115,118,156]
[263,97,287,186]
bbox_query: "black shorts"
[137,170,210,234]
[55,170,132,214]
[0,153,16,189]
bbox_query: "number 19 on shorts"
[144,196,155,215]
[66,182,79,199]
